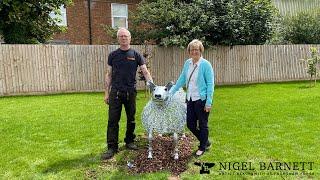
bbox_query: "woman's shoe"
[195,150,205,157]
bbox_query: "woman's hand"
[204,106,211,112]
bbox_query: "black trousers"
[187,99,209,151]
[107,88,137,150]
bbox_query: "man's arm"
[140,64,153,83]
[104,65,112,104]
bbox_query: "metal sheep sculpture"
[142,81,186,160]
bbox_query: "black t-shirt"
[108,48,145,91]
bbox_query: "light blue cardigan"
[170,57,214,107]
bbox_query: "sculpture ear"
[165,81,174,91]
[148,81,156,91]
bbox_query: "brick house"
[51,0,141,45]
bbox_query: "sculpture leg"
[173,133,179,160]
[148,130,153,159]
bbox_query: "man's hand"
[104,94,109,104]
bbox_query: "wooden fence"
[273,0,320,16]
[0,44,319,96]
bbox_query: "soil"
[128,134,195,175]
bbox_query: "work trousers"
[107,88,136,150]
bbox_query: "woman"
[170,39,214,156]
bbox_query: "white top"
[186,60,200,101]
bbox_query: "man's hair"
[117,27,131,37]
[187,39,204,53]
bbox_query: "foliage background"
[0,0,71,44]
[129,0,278,47]
[282,7,320,44]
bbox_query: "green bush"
[0,0,71,44]
[2,23,40,44]
[283,8,320,44]
[130,0,277,47]
[220,0,278,45]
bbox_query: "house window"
[111,3,128,29]
[49,5,67,26]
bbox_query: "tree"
[301,47,320,87]
[0,0,72,44]
[223,0,278,45]
[131,0,277,47]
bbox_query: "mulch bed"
[128,134,195,175]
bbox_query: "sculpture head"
[148,81,174,103]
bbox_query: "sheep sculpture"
[142,81,186,160]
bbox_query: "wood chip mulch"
[128,134,195,175]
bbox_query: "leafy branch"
[301,47,320,87]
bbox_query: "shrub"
[283,8,320,44]
[128,0,277,47]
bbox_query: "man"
[101,28,153,160]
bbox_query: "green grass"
[0,81,319,179]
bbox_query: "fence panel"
[0,44,319,96]
[273,0,320,16]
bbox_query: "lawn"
[0,81,319,179]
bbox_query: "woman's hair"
[187,39,204,53]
